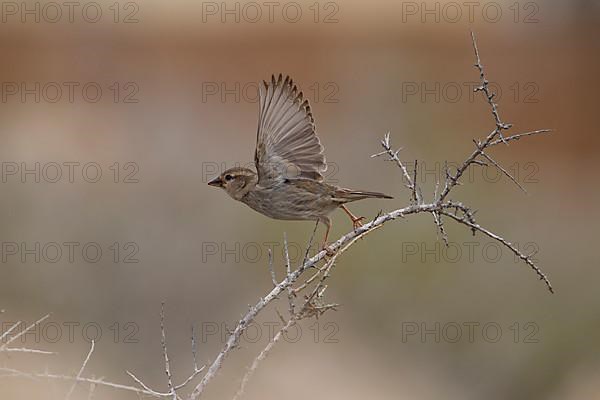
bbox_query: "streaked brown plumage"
[208,74,392,250]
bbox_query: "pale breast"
[241,181,338,221]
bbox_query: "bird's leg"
[319,217,335,256]
[341,204,365,230]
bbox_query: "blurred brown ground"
[0,1,599,399]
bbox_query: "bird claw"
[352,216,365,230]
[321,244,335,257]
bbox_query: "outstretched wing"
[254,74,327,185]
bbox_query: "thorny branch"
[0,309,206,399]
[1,32,553,399]
[198,30,553,399]
[0,314,54,355]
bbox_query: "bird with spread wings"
[209,74,392,250]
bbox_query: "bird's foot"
[321,243,335,257]
[351,216,365,230]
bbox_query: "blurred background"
[0,0,598,399]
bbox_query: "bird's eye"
[224,174,233,181]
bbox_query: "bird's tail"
[335,188,394,202]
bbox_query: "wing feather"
[255,74,327,184]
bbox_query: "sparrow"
[208,74,392,251]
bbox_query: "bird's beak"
[208,177,223,187]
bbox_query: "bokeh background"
[1,0,599,399]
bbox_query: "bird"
[208,74,393,252]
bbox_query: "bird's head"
[208,167,258,200]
